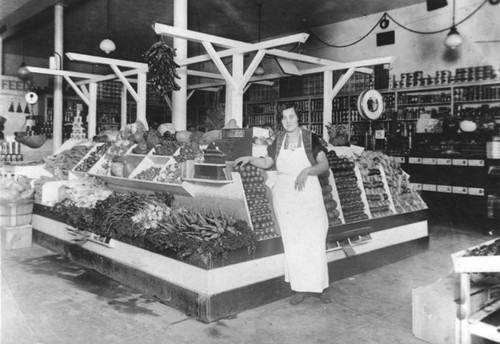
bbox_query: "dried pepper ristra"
[143,40,181,98]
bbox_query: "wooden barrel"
[0,198,34,227]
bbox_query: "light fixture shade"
[444,26,463,49]
[18,62,33,81]
[254,64,265,76]
[99,38,116,54]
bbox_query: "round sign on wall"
[357,89,384,121]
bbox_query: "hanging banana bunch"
[143,40,181,99]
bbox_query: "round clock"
[357,89,384,121]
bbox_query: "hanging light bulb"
[100,0,116,54]
[18,38,33,81]
[444,25,463,49]
[444,0,462,49]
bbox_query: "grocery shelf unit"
[451,239,500,344]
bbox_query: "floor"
[1,217,498,344]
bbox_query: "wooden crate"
[1,224,32,250]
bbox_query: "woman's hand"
[295,167,311,191]
[234,156,253,167]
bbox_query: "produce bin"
[0,197,34,227]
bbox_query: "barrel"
[0,198,34,227]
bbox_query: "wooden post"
[228,53,244,126]
[121,84,127,129]
[323,70,333,143]
[53,3,64,151]
[136,71,147,129]
[456,273,471,344]
[172,0,188,131]
[88,82,97,138]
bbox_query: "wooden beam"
[329,67,356,101]
[187,70,224,80]
[202,41,238,91]
[187,72,283,90]
[187,90,195,101]
[153,22,247,48]
[179,34,310,66]
[110,64,139,102]
[301,56,396,75]
[63,76,90,106]
[239,49,266,92]
[75,69,141,86]
[25,66,95,79]
[79,84,90,100]
[66,52,148,70]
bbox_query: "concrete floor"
[1,219,497,344]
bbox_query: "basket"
[0,197,34,227]
[14,132,47,149]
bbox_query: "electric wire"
[309,0,489,48]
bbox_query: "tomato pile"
[234,164,278,240]
[318,173,342,227]
[361,168,393,218]
[327,151,368,224]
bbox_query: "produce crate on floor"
[1,224,32,250]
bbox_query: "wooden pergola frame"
[26,23,395,143]
[26,53,149,139]
[153,23,395,140]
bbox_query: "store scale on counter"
[203,128,253,163]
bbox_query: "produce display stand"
[31,162,429,322]
[451,239,500,344]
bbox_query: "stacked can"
[0,141,23,163]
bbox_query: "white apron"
[272,134,329,293]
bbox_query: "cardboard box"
[1,224,32,250]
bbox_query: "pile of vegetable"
[44,145,92,174]
[464,239,500,257]
[64,177,113,208]
[327,151,368,223]
[0,175,34,202]
[74,142,112,172]
[357,151,427,213]
[53,189,256,262]
[143,41,181,98]
[360,167,393,218]
[318,173,342,227]
[156,163,181,184]
[234,164,278,240]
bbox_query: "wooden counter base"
[32,210,429,323]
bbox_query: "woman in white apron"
[235,107,330,305]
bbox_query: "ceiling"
[1,0,427,64]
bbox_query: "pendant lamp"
[254,4,265,76]
[444,0,463,49]
[99,0,116,54]
[18,38,33,81]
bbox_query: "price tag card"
[468,159,484,167]
[375,130,385,139]
[409,157,422,164]
[452,159,468,166]
[412,183,422,190]
[437,185,452,193]
[437,158,451,165]
[468,187,485,196]
[452,186,468,194]
[423,184,437,191]
[423,158,436,165]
